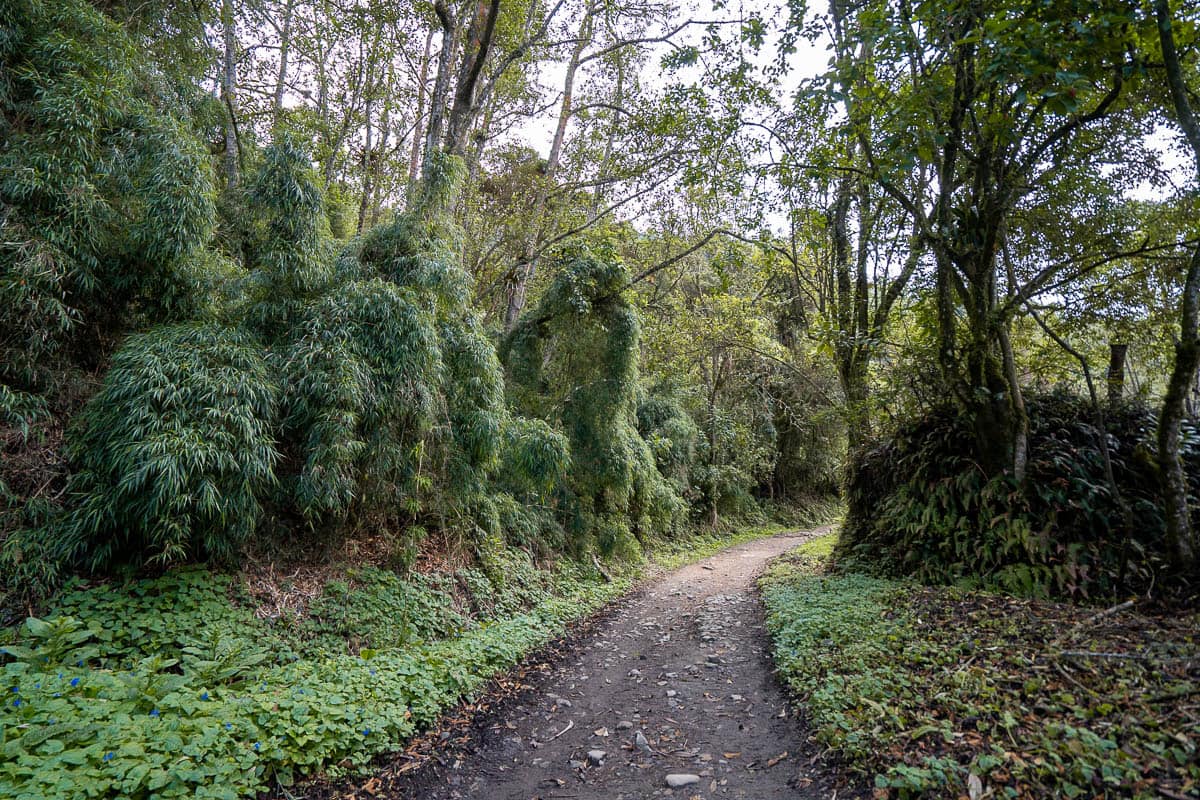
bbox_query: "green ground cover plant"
[0,523,790,799]
[761,533,1200,799]
[0,552,630,799]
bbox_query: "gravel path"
[360,528,837,800]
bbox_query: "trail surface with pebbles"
[358,528,840,800]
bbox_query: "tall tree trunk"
[592,59,625,214]
[221,0,240,187]
[272,0,294,125]
[368,66,392,228]
[1155,0,1200,570]
[998,322,1028,482]
[444,0,502,156]
[408,28,434,198]
[505,4,595,330]
[1106,343,1128,404]
[422,1,457,182]
[829,173,869,455]
[357,89,374,234]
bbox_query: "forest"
[0,0,1198,797]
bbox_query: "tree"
[1153,0,1200,570]
[794,0,1152,477]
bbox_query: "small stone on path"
[587,749,607,766]
[665,773,700,788]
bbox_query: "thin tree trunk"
[408,28,434,197]
[1106,343,1128,404]
[357,98,374,233]
[272,0,294,124]
[1154,0,1200,570]
[592,59,624,214]
[504,4,595,330]
[998,322,1028,482]
[221,0,240,187]
[368,66,392,228]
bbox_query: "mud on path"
[311,529,841,800]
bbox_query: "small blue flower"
[57,673,63,680]
[200,692,209,701]
[149,709,160,718]
[76,660,83,667]
[224,723,232,731]
[103,752,114,762]
[69,678,80,688]
[48,718,56,725]
[298,689,305,695]
[12,699,21,708]
[9,687,17,693]
[369,669,376,676]
[362,728,370,736]
[253,742,261,751]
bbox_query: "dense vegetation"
[762,534,1199,799]
[842,394,1200,600]
[1,0,1199,796]
[1,553,633,797]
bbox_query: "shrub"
[503,246,686,554]
[53,324,279,569]
[0,0,215,398]
[280,279,440,523]
[840,392,1199,600]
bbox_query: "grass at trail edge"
[760,533,1199,799]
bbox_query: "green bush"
[281,279,440,523]
[840,393,1198,600]
[54,324,279,569]
[503,246,686,554]
[0,0,215,400]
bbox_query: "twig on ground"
[1050,599,1135,647]
[547,720,574,741]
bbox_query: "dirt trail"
[344,529,837,800]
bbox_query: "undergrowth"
[762,533,1200,799]
[0,518,810,798]
[841,393,1200,602]
[0,550,629,799]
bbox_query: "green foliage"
[0,554,631,799]
[48,324,278,570]
[244,136,333,336]
[498,416,571,497]
[841,393,1198,600]
[302,568,466,653]
[504,246,686,555]
[636,391,699,486]
[280,279,440,523]
[0,0,216,399]
[30,145,516,571]
[761,535,1199,799]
